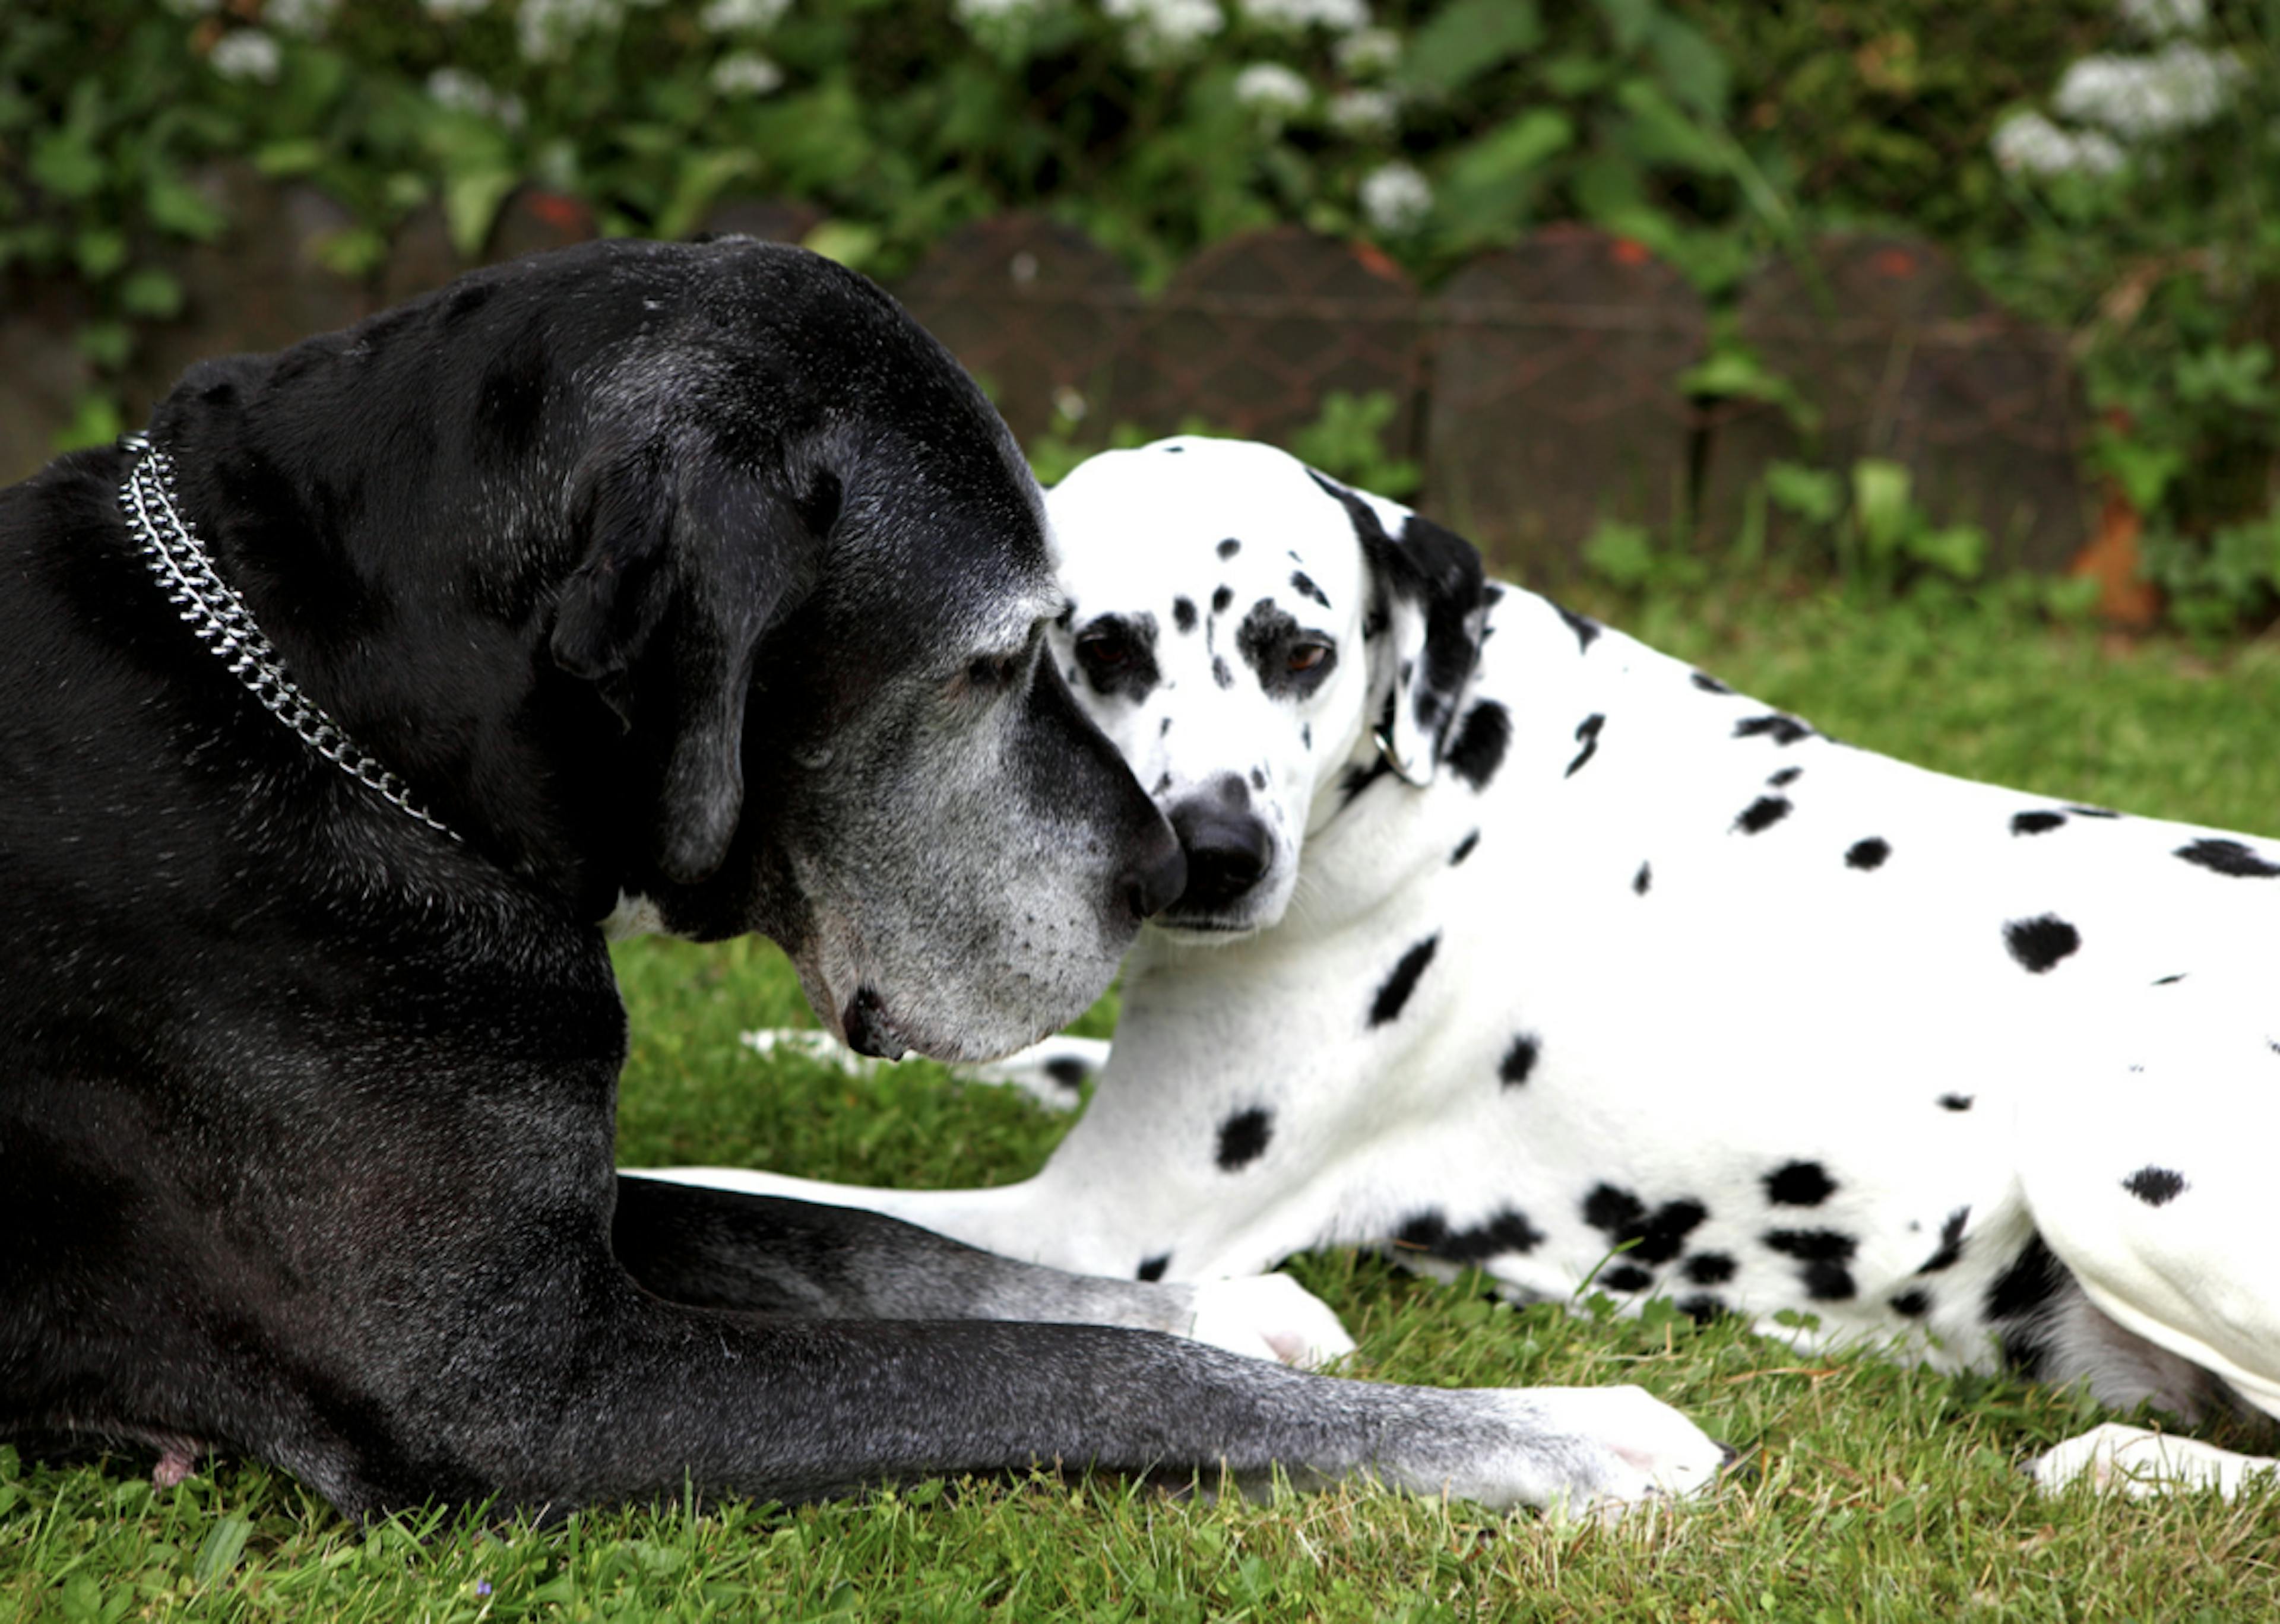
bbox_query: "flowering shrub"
[1,0,2274,625]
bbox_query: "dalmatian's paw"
[2029,1422,2280,1499]
[1390,1385,1729,1518]
[1186,1274,1358,1369]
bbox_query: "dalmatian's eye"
[1075,629,1136,671]
[1288,640,1332,674]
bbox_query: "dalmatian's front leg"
[740,1026,1109,1111]
[2018,972,2280,1498]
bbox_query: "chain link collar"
[118,432,462,843]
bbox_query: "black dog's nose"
[1119,831,1188,921]
[1168,786,1272,911]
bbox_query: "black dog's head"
[149,238,1180,1061]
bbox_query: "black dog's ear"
[1307,468,1486,786]
[551,439,825,886]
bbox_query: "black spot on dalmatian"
[1290,570,1331,609]
[1889,1289,1931,1318]
[1734,713,1812,746]
[2177,838,2280,877]
[2067,805,2120,819]
[1160,716,1173,737]
[1216,538,1240,559]
[1153,772,1171,795]
[1915,1207,1970,1274]
[1691,671,1731,695]
[1676,1295,1728,1325]
[1633,861,1651,895]
[1071,613,1162,703]
[1846,838,1890,870]
[1249,767,1266,792]
[1763,1161,1837,1207]
[1582,1185,1706,1265]
[1043,1055,1089,1093]
[1939,1093,1974,1112]
[1683,1253,1735,1286]
[1302,724,1312,750]
[1762,1229,1858,1300]
[1499,1033,1540,1087]
[1235,598,1336,700]
[1550,600,1601,653]
[1163,445,1185,454]
[1734,796,1791,835]
[1766,766,1802,788]
[1451,830,1480,866]
[1212,585,1234,614]
[1054,604,1075,629]
[1215,1108,1273,1172]
[1446,700,1512,790]
[1212,655,1234,690]
[2011,810,2067,836]
[2154,973,2186,985]
[1565,713,1604,779]
[2004,914,2081,973]
[2123,1166,2187,1206]
[1394,1206,1544,1264]
[1601,1265,1655,1293]
[1136,1254,1170,1282]
[1369,935,1440,1027]
[1985,1233,2070,1376]
[1172,596,1198,633]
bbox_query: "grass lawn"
[11,582,2280,1621]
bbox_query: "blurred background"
[1,0,2270,631]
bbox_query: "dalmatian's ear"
[550,432,825,886]
[1307,469,1486,786]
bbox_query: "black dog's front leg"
[612,1174,1195,1333]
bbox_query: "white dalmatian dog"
[651,437,2280,1498]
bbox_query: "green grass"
[13,583,2280,1621]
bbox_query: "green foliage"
[4,0,2276,630]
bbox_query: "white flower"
[426,66,527,128]
[710,51,785,95]
[422,0,492,18]
[265,0,338,38]
[518,0,624,62]
[2117,0,2206,35]
[1358,160,1430,233]
[1239,0,1367,31]
[1104,0,1224,64]
[208,29,283,83]
[1334,26,1399,76]
[699,0,790,33]
[1990,110,2126,176]
[2053,42,2241,138]
[1328,87,1395,136]
[1234,62,1312,116]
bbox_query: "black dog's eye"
[965,651,1024,690]
[1288,640,1332,675]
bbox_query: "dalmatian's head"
[1045,437,1486,939]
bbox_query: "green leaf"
[801,218,881,271]
[28,131,106,199]
[1582,518,1657,589]
[1594,0,1655,53]
[145,172,228,242]
[192,1515,254,1585]
[1400,0,1541,96]
[1851,458,1914,554]
[119,266,184,319]
[77,321,132,368]
[656,148,760,242]
[1432,107,1573,238]
[1764,460,1843,526]
[444,166,518,258]
[254,138,328,178]
[1646,12,1730,117]
[74,228,128,280]
[1908,522,1987,582]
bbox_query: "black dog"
[0,238,1720,1520]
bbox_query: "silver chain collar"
[117,432,462,843]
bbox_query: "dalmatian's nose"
[1167,777,1273,911]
